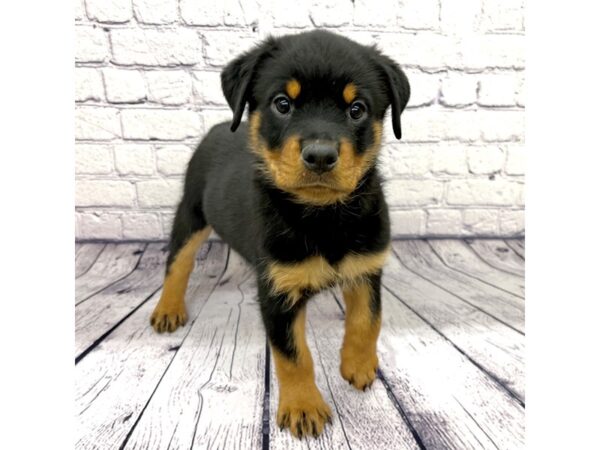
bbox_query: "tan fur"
[343,83,357,104]
[272,307,332,437]
[285,79,301,99]
[267,245,390,306]
[249,112,384,207]
[150,227,212,333]
[340,280,381,390]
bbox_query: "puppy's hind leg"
[151,200,211,333]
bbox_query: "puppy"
[150,30,410,438]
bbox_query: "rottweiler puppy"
[150,29,410,438]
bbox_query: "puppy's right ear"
[221,38,276,132]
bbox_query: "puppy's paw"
[277,390,332,439]
[150,302,187,333]
[340,351,378,391]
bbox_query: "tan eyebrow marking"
[343,83,357,104]
[285,79,301,99]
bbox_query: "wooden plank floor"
[75,239,525,450]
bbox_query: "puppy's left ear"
[221,38,276,132]
[375,54,411,140]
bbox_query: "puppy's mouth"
[293,175,349,193]
[294,184,346,193]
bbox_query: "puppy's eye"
[348,101,366,120]
[273,95,292,115]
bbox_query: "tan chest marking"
[267,246,390,305]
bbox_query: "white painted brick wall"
[75,0,525,240]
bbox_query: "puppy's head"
[221,30,410,206]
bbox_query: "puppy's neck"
[255,166,383,220]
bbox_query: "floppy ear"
[221,38,276,132]
[375,54,411,140]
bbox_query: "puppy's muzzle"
[301,140,339,174]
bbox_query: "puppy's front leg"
[340,272,382,390]
[258,281,332,438]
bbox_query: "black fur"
[167,30,409,359]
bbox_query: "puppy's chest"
[265,245,390,304]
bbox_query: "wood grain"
[75,243,106,278]
[466,239,525,277]
[123,250,267,450]
[429,240,524,297]
[377,286,525,449]
[385,246,525,402]
[395,240,524,333]
[75,243,228,450]
[75,243,167,358]
[504,239,525,259]
[74,239,526,450]
[75,243,146,304]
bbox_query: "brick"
[203,31,258,67]
[515,182,525,206]
[103,69,146,103]
[447,179,521,206]
[269,0,311,28]
[110,28,203,66]
[202,109,234,133]
[75,26,109,62]
[426,209,463,236]
[397,0,439,30]
[479,110,524,142]
[122,213,162,239]
[75,68,104,102]
[377,33,448,69]
[354,0,398,27]
[156,145,193,175]
[121,109,202,140]
[441,72,478,106]
[382,143,431,176]
[499,210,525,236]
[76,180,135,207]
[431,144,468,174]
[137,179,183,207]
[467,146,505,174]
[75,145,113,174]
[77,212,123,239]
[482,0,524,32]
[114,144,155,175]
[86,0,132,23]
[397,110,480,144]
[505,144,525,175]
[440,0,481,34]
[193,71,227,106]
[161,213,175,236]
[133,0,177,24]
[390,210,426,237]
[75,0,85,20]
[404,69,439,107]
[146,71,192,105]
[447,34,525,69]
[335,31,379,47]
[180,0,223,25]
[462,209,499,235]
[75,107,121,140]
[223,0,259,26]
[385,180,444,206]
[310,0,353,26]
[478,73,519,106]
[516,73,525,107]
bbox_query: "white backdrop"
[75,0,525,240]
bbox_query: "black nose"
[301,140,339,174]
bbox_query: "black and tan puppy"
[150,30,410,438]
